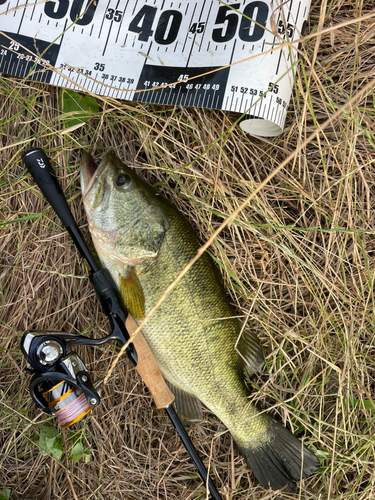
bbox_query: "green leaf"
[38,425,64,460]
[70,441,91,463]
[60,89,99,128]
[84,449,91,463]
[0,488,11,500]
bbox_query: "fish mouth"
[80,152,98,196]
[80,152,118,199]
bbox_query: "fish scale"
[81,152,320,494]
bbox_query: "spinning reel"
[21,330,106,428]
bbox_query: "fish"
[80,152,319,494]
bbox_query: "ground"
[1,1,375,499]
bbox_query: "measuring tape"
[0,0,311,136]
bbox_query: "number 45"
[189,22,205,34]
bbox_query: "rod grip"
[23,148,76,229]
[126,316,174,409]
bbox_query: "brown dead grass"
[1,1,375,499]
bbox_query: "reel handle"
[126,316,174,409]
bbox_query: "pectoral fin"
[119,268,145,320]
[236,326,265,378]
[167,381,203,425]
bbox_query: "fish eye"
[116,173,132,188]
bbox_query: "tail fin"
[237,419,319,494]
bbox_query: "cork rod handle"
[126,316,174,409]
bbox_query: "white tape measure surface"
[0,0,311,136]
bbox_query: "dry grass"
[1,1,375,499]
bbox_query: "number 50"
[212,2,269,43]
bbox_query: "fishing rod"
[21,148,222,500]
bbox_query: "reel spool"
[21,331,101,428]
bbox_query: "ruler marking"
[285,0,293,65]
[30,0,37,21]
[102,0,119,57]
[243,98,248,114]
[182,2,195,53]
[267,95,272,119]
[215,92,220,109]
[115,0,130,43]
[287,2,301,63]
[99,0,112,39]
[295,2,301,27]
[201,91,205,108]
[275,46,283,76]
[239,92,244,113]
[6,52,12,74]
[176,85,182,106]
[229,90,234,111]
[13,55,20,78]
[13,0,19,17]
[278,106,283,127]
[287,0,293,23]
[198,1,213,52]
[131,0,139,16]
[229,38,237,65]
[270,105,275,123]
[186,1,206,66]
[270,10,280,55]
[17,0,27,34]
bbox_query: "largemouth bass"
[80,152,319,494]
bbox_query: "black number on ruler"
[154,10,182,45]
[128,5,157,42]
[94,62,105,71]
[129,7,182,45]
[44,0,97,25]
[212,3,240,43]
[239,2,269,42]
[44,0,70,19]
[106,8,123,22]
[212,1,268,43]
[189,22,205,34]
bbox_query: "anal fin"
[236,325,265,378]
[119,268,145,320]
[167,381,203,425]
